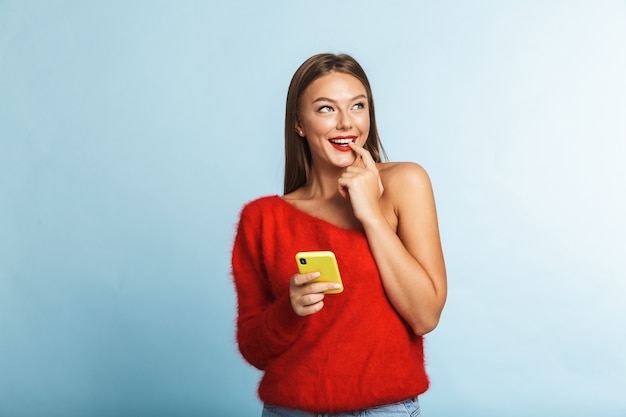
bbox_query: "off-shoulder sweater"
[231,195,429,412]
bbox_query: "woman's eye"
[317,105,333,112]
[353,102,366,110]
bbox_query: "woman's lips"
[328,136,356,152]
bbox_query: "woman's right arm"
[231,205,305,370]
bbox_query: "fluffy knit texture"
[231,195,429,413]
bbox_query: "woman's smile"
[329,136,357,152]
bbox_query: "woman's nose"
[337,111,352,130]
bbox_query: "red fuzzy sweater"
[231,195,429,412]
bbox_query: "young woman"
[232,53,447,416]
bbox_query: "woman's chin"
[333,152,358,167]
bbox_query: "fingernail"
[332,284,341,289]
[312,272,321,278]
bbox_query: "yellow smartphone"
[295,251,344,294]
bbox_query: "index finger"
[349,143,375,169]
[292,271,321,286]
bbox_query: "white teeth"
[330,139,353,145]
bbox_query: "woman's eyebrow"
[312,94,367,104]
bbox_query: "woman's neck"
[299,166,345,200]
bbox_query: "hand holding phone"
[295,251,344,294]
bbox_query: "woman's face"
[296,72,370,168]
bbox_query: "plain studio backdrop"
[1,1,625,416]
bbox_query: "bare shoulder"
[378,161,432,192]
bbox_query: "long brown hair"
[283,53,387,194]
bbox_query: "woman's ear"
[294,121,305,137]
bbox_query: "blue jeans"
[261,397,421,417]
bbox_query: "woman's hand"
[289,272,341,316]
[337,143,384,221]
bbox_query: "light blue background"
[1,1,625,416]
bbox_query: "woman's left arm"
[340,145,447,335]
